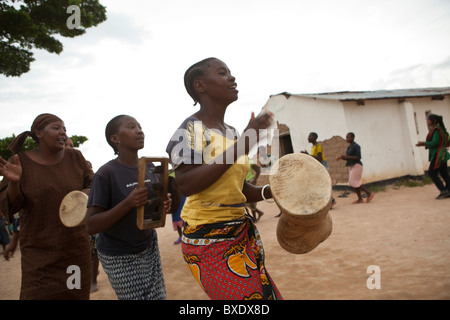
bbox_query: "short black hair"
[184,57,217,106]
[105,115,127,155]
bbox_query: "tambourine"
[59,190,88,227]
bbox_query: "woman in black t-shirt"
[85,115,171,300]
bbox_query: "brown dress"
[0,148,93,299]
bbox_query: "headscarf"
[7,113,63,154]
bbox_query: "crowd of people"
[1,57,449,300]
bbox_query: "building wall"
[262,93,450,185]
[340,99,421,183]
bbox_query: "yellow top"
[178,121,249,226]
[311,143,326,161]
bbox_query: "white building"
[261,87,450,185]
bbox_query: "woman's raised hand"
[0,154,22,183]
[239,112,274,154]
[243,112,274,133]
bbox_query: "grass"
[364,175,434,193]
[392,175,433,190]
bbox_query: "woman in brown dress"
[0,114,93,299]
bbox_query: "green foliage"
[0,0,107,77]
[69,134,87,147]
[0,134,88,159]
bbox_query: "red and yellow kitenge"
[166,116,282,300]
[182,216,282,300]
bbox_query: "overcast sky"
[1,0,450,171]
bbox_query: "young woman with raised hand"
[166,58,282,300]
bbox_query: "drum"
[269,153,333,254]
[59,190,88,227]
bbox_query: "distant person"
[245,160,264,221]
[302,132,336,208]
[172,195,185,244]
[416,113,450,199]
[336,132,374,204]
[2,215,19,261]
[0,216,10,254]
[302,132,328,168]
[169,172,184,245]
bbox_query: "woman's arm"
[85,187,148,235]
[175,113,273,197]
[242,181,272,203]
[174,139,245,196]
[339,155,360,161]
[424,130,440,149]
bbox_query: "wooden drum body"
[269,153,333,254]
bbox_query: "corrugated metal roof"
[274,87,450,101]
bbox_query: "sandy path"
[1,183,449,300]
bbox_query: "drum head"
[269,153,331,217]
[59,191,88,227]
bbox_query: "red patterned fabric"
[181,217,282,300]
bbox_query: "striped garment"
[98,235,167,300]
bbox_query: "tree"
[0,134,88,159]
[0,0,107,77]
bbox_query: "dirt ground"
[1,183,449,300]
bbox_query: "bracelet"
[261,184,274,203]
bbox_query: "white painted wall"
[262,93,450,184]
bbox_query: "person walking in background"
[416,113,450,199]
[245,160,265,221]
[0,216,10,254]
[169,171,185,245]
[336,132,374,204]
[172,194,185,244]
[302,132,328,168]
[302,132,336,208]
[0,113,93,299]
[2,215,19,261]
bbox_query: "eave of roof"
[273,87,450,101]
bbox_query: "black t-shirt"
[346,142,363,166]
[87,159,159,255]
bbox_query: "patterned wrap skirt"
[97,235,167,300]
[182,216,282,300]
